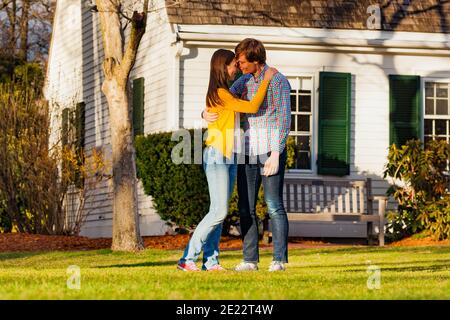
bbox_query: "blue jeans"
[179,146,237,269]
[239,149,289,263]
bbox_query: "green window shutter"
[61,108,70,147]
[75,102,85,188]
[132,77,145,136]
[389,75,421,147]
[75,102,85,152]
[318,72,351,176]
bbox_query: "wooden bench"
[283,178,388,246]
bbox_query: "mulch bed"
[388,236,450,247]
[0,233,258,252]
[0,233,448,252]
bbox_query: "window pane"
[290,91,297,112]
[436,99,448,115]
[425,99,434,115]
[299,95,311,112]
[436,83,448,98]
[297,151,311,170]
[288,78,300,91]
[298,115,310,132]
[300,77,313,91]
[424,135,432,148]
[435,119,447,135]
[424,119,433,135]
[291,115,296,131]
[298,135,311,151]
[425,83,434,97]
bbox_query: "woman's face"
[226,58,238,81]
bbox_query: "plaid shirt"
[230,64,291,156]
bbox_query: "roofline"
[175,24,450,56]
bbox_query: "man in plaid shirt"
[204,39,291,271]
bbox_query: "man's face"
[237,53,258,75]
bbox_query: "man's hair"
[235,38,266,64]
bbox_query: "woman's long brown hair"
[206,49,235,108]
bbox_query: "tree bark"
[5,0,16,56]
[18,0,29,62]
[96,0,148,251]
[103,78,143,251]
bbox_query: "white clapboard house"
[45,0,450,239]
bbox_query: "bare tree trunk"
[6,0,17,56]
[96,0,148,251]
[103,78,143,251]
[18,0,29,62]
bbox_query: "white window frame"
[422,77,450,143]
[285,73,317,174]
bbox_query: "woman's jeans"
[239,149,289,263]
[179,146,237,269]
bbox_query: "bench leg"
[378,220,385,247]
[378,199,386,247]
[367,222,374,246]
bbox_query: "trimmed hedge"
[135,129,209,230]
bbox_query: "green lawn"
[0,245,449,299]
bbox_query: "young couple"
[177,38,291,272]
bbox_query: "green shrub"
[135,130,210,230]
[384,139,450,240]
[416,196,450,240]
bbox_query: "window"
[288,76,313,170]
[61,102,85,189]
[424,81,450,145]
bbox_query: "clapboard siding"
[45,0,84,147]
[78,0,172,237]
[47,0,173,237]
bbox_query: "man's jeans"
[179,146,237,269]
[239,149,289,263]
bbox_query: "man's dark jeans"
[237,149,289,263]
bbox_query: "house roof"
[165,0,450,34]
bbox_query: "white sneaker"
[268,261,285,272]
[234,261,258,271]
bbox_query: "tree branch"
[96,0,124,79]
[0,0,12,11]
[120,0,148,82]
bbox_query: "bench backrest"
[283,178,373,215]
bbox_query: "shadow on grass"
[287,245,450,256]
[0,251,53,261]
[95,260,179,268]
[304,259,450,269]
[340,264,450,273]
